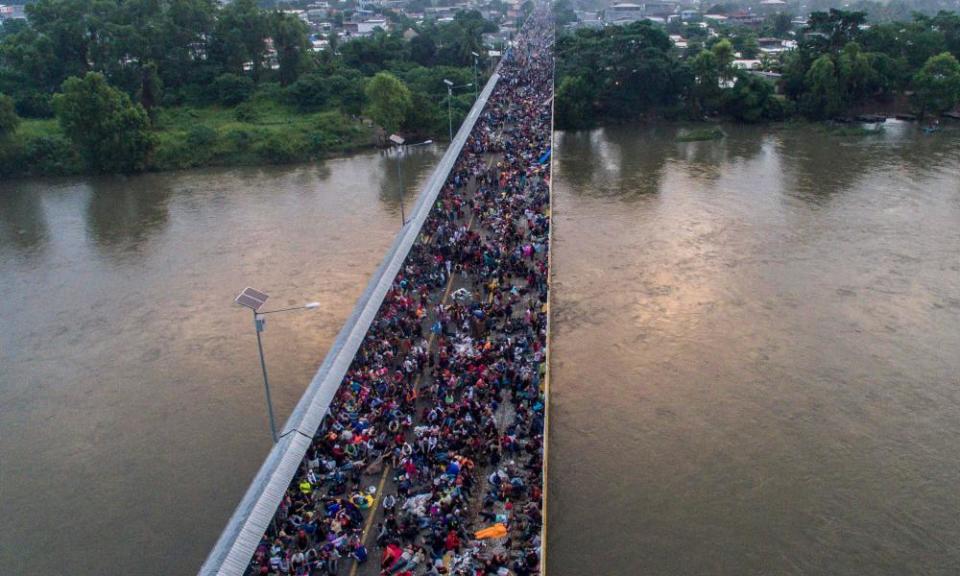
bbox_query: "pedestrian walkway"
[236,7,554,576]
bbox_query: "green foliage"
[214,73,254,106]
[0,92,19,138]
[364,71,412,135]
[211,0,268,78]
[53,72,155,172]
[0,132,80,177]
[186,124,218,148]
[0,0,487,174]
[724,74,786,122]
[555,21,691,127]
[555,75,596,129]
[270,11,309,86]
[257,131,306,164]
[234,101,259,122]
[691,49,722,115]
[801,55,843,119]
[676,126,725,141]
[911,51,960,117]
[712,39,735,81]
[288,72,329,110]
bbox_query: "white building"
[356,18,388,35]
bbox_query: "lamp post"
[442,79,474,142]
[234,287,320,443]
[388,134,433,227]
[471,51,480,100]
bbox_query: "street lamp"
[443,79,474,142]
[388,134,433,227]
[471,51,480,100]
[234,287,320,443]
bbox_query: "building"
[728,11,764,27]
[759,0,787,13]
[356,18,387,35]
[643,0,678,19]
[0,3,26,20]
[605,3,644,23]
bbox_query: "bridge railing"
[198,68,503,576]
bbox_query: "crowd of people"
[246,7,555,576]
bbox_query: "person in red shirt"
[444,529,461,553]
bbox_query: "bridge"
[200,8,555,576]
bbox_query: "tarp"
[474,523,508,540]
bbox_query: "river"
[547,121,960,575]
[3,122,960,576]
[0,146,445,575]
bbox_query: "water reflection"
[557,124,775,199]
[550,122,960,576]
[0,147,447,576]
[85,176,171,259]
[376,144,444,213]
[0,186,48,254]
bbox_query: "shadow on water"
[84,175,171,259]
[0,187,48,255]
[557,124,769,199]
[556,126,670,198]
[561,121,960,209]
[776,122,960,205]
[377,144,444,212]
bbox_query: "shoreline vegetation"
[0,0,510,178]
[553,6,960,131]
[4,102,376,178]
[3,0,960,178]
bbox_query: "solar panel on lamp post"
[234,287,320,443]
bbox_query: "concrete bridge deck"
[200,8,554,576]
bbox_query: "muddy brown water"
[547,121,960,576]
[4,121,960,576]
[0,146,444,575]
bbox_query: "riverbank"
[0,100,377,179]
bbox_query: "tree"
[805,9,867,53]
[912,52,960,117]
[801,54,843,118]
[837,42,878,104]
[724,73,785,122]
[409,33,437,66]
[691,49,722,115]
[364,71,411,135]
[138,61,163,113]
[555,75,596,128]
[214,73,254,105]
[288,72,328,110]
[211,0,268,78]
[711,39,735,82]
[0,93,19,138]
[53,72,155,172]
[270,11,309,86]
[769,13,793,37]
